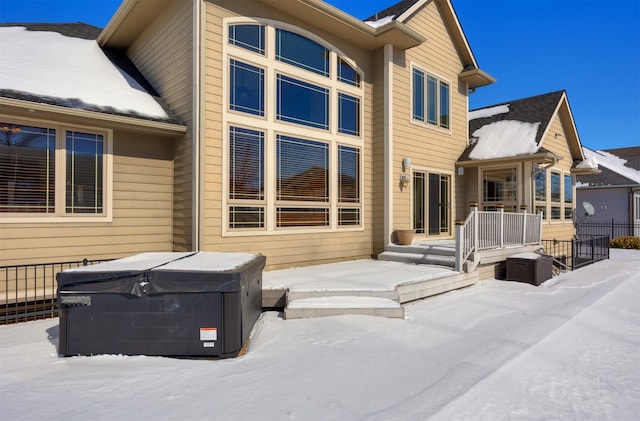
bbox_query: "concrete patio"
[262,258,479,319]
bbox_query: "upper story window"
[412,67,450,130]
[225,20,364,233]
[229,24,265,55]
[338,58,360,87]
[276,75,329,130]
[338,93,360,136]
[276,29,329,77]
[229,59,264,116]
[1,121,107,218]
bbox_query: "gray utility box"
[506,253,553,286]
[57,252,265,358]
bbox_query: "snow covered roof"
[577,147,640,187]
[459,91,565,162]
[0,23,180,124]
[365,0,420,22]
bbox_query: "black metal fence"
[1,258,113,325]
[541,236,610,271]
[577,220,639,239]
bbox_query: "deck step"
[285,296,404,319]
[396,271,479,303]
[287,289,398,303]
[384,244,456,256]
[377,251,456,267]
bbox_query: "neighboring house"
[0,0,594,272]
[576,147,640,237]
[458,90,598,241]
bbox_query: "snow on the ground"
[469,120,541,160]
[1,250,639,420]
[0,26,169,119]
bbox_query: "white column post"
[497,204,504,248]
[520,204,528,245]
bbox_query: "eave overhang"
[456,151,559,167]
[459,68,496,89]
[576,183,639,190]
[0,97,187,136]
[258,0,426,50]
[98,0,177,49]
[571,167,602,176]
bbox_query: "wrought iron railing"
[1,258,113,324]
[577,220,639,239]
[541,236,610,271]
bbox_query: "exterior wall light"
[400,174,410,190]
[402,157,411,172]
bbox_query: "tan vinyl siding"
[391,1,468,237]
[127,0,194,251]
[1,130,174,266]
[201,1,374,270]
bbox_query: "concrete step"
[287,289,398,304]
[396,271,479,303]
[285,296,405,319]
[377,251,456,267]
[384,244,456,256]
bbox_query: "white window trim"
[478,164,520,211]
[535,168,574,225]
[222,18,364,237]
[409,62,452,134]
[0,115,113,223]
[549,170,563,223]
[410,165,454,237]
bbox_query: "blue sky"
[1,0,638,150]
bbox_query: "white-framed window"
[550,171,561,220]
[482,167,517,212]
[532,166,573,223]
[411,66,450,130]
[534,166,547,220]
[224,19,364,234]
[0,119,111,221]
[564,174,574,220]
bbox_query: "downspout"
[384,44,394,246]
[192,0,203,251]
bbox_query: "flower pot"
[395,229,415,245]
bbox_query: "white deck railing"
[455,205,542,272]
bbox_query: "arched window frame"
[223,18,365,236]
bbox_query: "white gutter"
[0,97,186,135]
[384,44,394,246]
[192,0,203,251]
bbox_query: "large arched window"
[224,19,364,234]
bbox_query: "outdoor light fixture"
[402,157,411,172]
[400,174,410,189]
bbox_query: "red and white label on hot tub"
[200,327,218,341]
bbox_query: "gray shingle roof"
[577,147,640,187]
[0,23,181,125]
[0,22,101,39]
[458,90,565,162]
[365,0,420,22]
